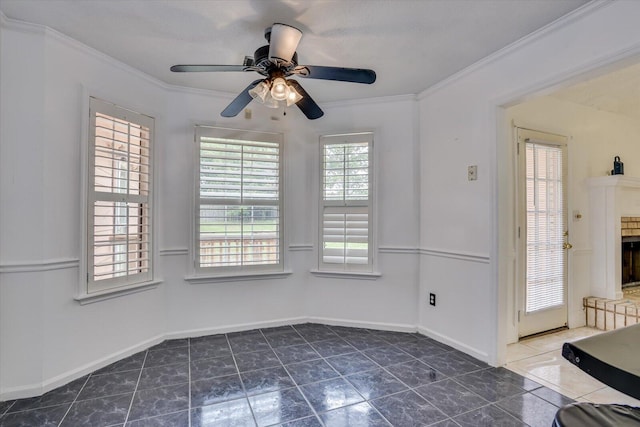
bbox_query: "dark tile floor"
[0,323,573,426]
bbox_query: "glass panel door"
[517,128,569,337]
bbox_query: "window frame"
[318,132,375,273]
[79,96,157,301]
[190,125,286,280]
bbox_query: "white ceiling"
[550,62,640,120]
[0,0,589,102]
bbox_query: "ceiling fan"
[170,23,376,120]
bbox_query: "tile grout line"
[0,400,16,417]
[188,338,192,427]
[122,349,149,425]
[226,332,259,427]
[56,373,92,426]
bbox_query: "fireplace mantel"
[588,176,640,299]
[588,175,640,190]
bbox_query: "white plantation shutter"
[320,133,373,271]
[196,127,283,272]
[88,97,153,293]
[322,207,369,264]
[525,142,566,312]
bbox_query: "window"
[320,132,373,272]
[195,126,284,275]
[87,97,154,294]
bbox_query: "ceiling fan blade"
[221,79,263,117]
[268,23,302,64]
[170,65,245,72]
[295,65,376,84]
[287,80,324,120]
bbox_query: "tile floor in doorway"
[505,326,640,407]
[0,323,611,427]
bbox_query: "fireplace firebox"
[622,236,640,289]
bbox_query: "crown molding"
[322,93,417,109]
[418,0,611,100]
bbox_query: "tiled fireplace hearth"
[584,294,640,330]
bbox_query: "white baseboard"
[0,382,44,403]
[307,316,417,333]
[0,334,164,401]
[417,325,490,364]
[164,316,308,340]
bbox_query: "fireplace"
[621,216,640,290]
[622,236,640,288]
[589,177,640,299]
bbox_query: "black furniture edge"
[562,341,640,401]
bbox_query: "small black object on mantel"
[612,156,624,175]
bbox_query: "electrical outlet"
[429,293,436,306]
[468,165,478,181]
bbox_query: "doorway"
[516,128,569,337]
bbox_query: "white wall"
[0,21,48,396]
[303,98,420,329]
[0,15,420,399]
[417,1,640,364]
[0,20,166,398]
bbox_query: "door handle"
[563,242,573,250]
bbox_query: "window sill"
[310,269,382,280]
[75,280,162,305]
[185,270,293,284]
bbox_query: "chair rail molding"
[418,247,490,264]
[0,258,80,273]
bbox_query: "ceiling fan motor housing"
[267,23,303,64]
[253,45,298,73]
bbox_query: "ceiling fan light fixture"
[270,77,290,101]
[248,80,270,102]
[263,96,280,109]
[286,83,303,106]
